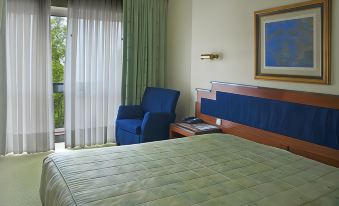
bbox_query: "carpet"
[0,152,50,206]
[0,143,116,206]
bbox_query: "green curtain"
[122,0,167,105]
[0,0,6,155]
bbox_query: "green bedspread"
[40,134,339,206]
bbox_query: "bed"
[40,133,339,206]
[40,82,339,205]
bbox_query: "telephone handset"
[182,117,204,124]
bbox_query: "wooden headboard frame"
[196,81,339,167]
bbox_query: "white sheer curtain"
[65,0,123,148]
[5,0,54,154]
[0,0,7,155]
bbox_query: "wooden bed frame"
[195,81,339,168]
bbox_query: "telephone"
[182,117,204,124]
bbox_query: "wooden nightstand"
[169,123,221,139]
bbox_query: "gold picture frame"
[254,0,331,84]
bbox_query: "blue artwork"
[265,17,314,68]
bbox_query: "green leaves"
[51,16,67,128]
[51,16,66,83]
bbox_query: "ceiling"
[51,0,67,7]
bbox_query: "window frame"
[51,6,67,17]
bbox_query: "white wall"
[167,0,339,118]
[166,0,192,120]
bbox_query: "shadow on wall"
[175,90,195,121]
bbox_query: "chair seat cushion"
[116,119,143,135]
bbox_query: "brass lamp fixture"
[200,53,219,60]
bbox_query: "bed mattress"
[40,133,339,206]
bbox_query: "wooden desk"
[169,123,221,139]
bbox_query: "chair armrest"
[141,112,176,142]
[116,105,144,120]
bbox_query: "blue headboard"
[201,91,339,150]
[196,82,339,167]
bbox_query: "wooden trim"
[169,124,195,138]
[197,81,339,110]
[254,0,331,84]
[255,0,327,15]
[169,123,221,139]
[196,82,339,167]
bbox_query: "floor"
[0,143,115,206]
[0,152,49,206]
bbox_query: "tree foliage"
[51,16,67,128]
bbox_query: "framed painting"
[254,0,331,84]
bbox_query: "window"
[51,6,67,144]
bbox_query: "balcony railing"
[53,82,64,93]
[53,82,65,143]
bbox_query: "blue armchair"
[116,87,180,145]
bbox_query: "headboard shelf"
[197,81,339,110]
[196,82,339,167]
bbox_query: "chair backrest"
[141,87,180,113]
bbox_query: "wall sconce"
[200,53,219,60]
